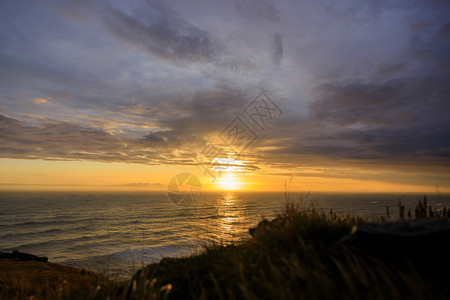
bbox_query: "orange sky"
[1,158,448,193]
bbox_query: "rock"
[0,250,48,262]
[249,219,270,237]
[343,219,450,268]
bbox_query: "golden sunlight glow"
[1,158,449,193]
[217,172,241,191]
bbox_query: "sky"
[0,0,449,193]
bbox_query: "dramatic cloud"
[0,86,260,170]
[104,1,222,64]
[0,0,449,187]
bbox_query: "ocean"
[0,191,448,279]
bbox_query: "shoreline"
[2,202,449,299]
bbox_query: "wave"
[6,233,114,251]
[13,219,84,227]
[0,228,63,240]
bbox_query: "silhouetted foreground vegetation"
[1,197,449,299]
[0,259,110,299]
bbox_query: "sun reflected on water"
[187,192,280,246]
[216,192,244,241]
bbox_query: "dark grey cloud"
[101,1,268,75]
[276,2,450,169]
[0,87,255,167]
[262,73,450,162]
[375,62,408,78]
[133,86,255,161]
[0,114,125,160]
[258,74,450,170]
[271,33,283,67]
[104,1,222,64]
[435,23,450,40]
[0,113,166,165]
[234,0,280,22]
[253,20,450,170]
[310,80,419,126]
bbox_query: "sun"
[218,172,241,191]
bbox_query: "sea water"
[0,191,448,279]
